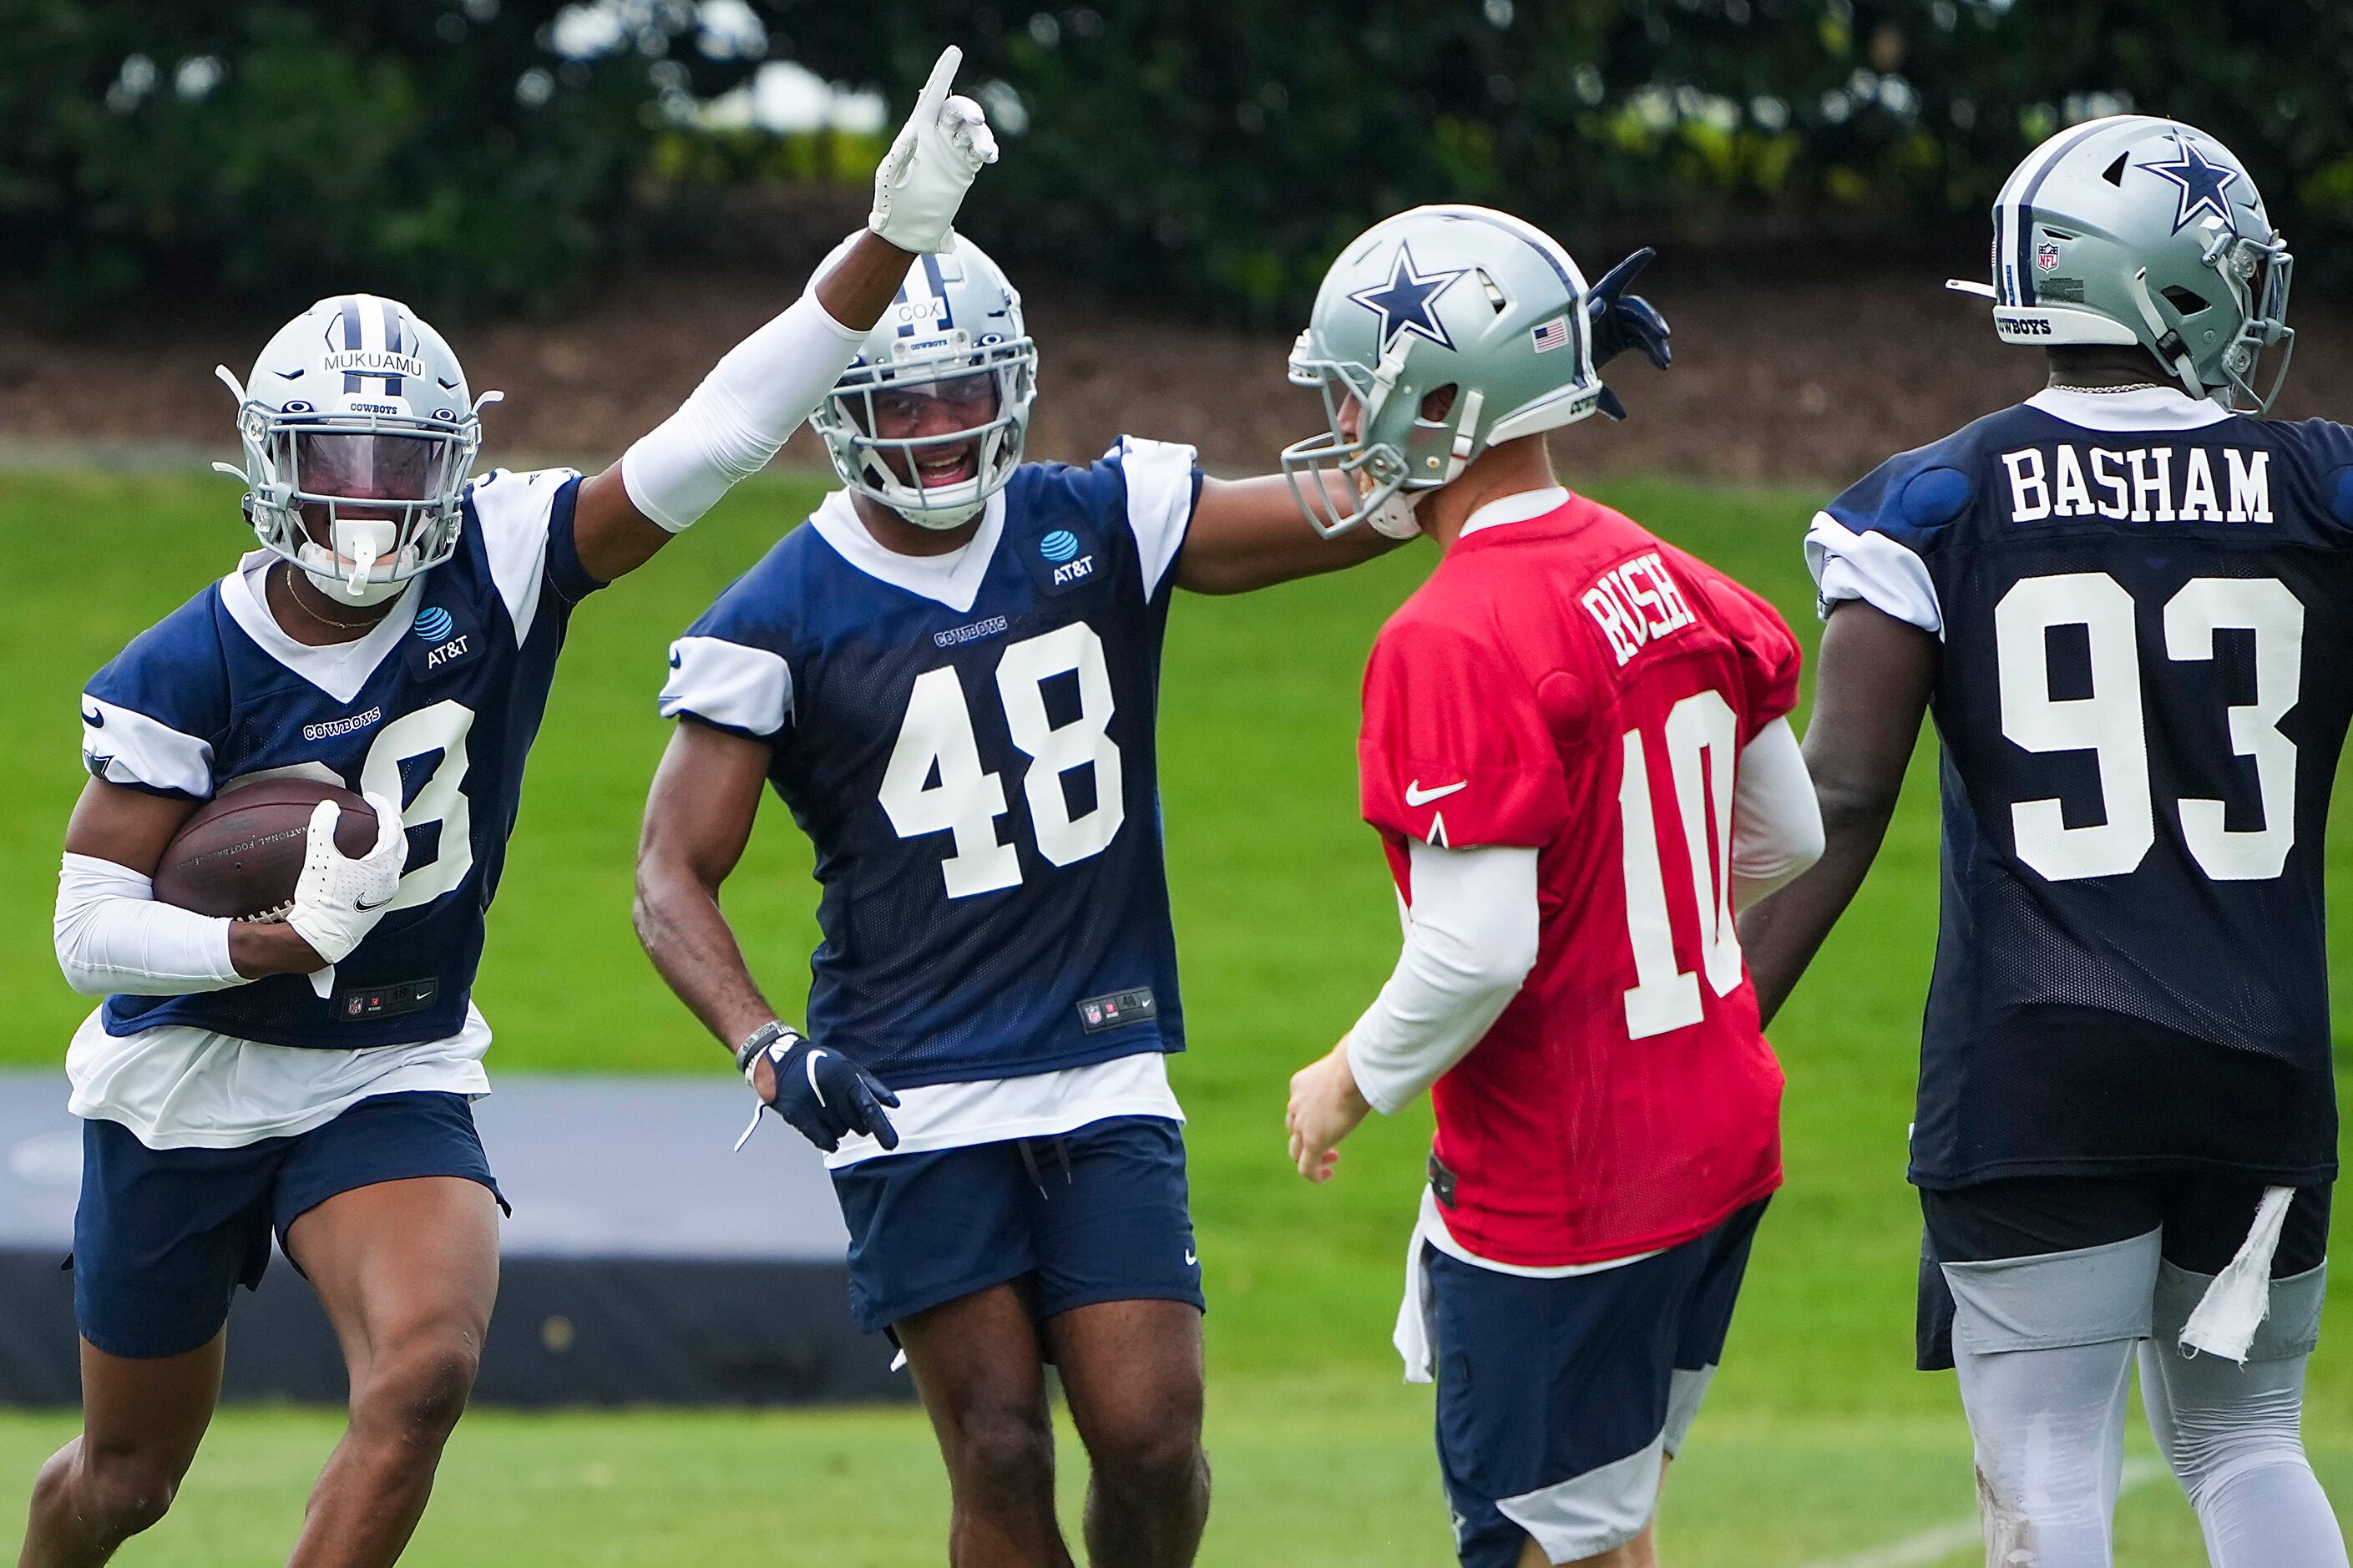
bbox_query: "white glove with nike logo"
[282,792,407,991]
[868,45,999,255]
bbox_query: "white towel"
[2180,1185,2296,1363]
[1394,1206,1436,1383]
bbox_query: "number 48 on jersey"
[880,623,1126,898]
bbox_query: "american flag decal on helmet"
[1531,315,1571,353]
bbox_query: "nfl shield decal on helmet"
[2036,240,2062,271]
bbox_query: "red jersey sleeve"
[1359,615,1569,848]
[1686,561,1803,738]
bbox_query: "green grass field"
[1,464,2347,1564]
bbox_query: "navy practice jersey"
[1809,387,2353,1187]
[660,438,1200,1090]
[83,468,605,1049]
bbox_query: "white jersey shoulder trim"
[1804,513,1944,638]
[1111,437,1199,600]
[80,695,215,797]
[468,467,583,645]
[217,552,422,706]
[660,636,794,739]
[2026,385,2234,432]
[807,487,1006,614]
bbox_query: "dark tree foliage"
[4,0,2350,320]
[783,0,2353,320]
[0,0,760,315]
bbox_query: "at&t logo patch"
[1034,528,1096,593]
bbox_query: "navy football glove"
[733,1024,901,1154]
[1586,247,1672,421]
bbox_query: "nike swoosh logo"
[1184,1249,1197,1266]
[354,893,397,911]
[805,1049,831,1110]
[1404,780,1467,807]
[80,702,104,728]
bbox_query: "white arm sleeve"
[1730,717,1824,911]
[1343,842,1541,1115]
[620,279,872,532]
[54,853,241,998]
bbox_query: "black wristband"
[733,1020,792,1076]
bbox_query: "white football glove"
[868,45,999,255]
[283,792,407,994]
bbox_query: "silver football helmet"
[809,235,1037,531]
[214,294,499,606]
[1956,114,2293,412]
[1283,205,1606,537]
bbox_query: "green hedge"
[0,0,759,315]
[785,0,2353,320]
[4,0,2350,321]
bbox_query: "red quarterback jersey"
[1359,492,1802,1268]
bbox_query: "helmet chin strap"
[858,444,989,530]
[299,516,408,608]
[2126,267,2208,401]
[899,493,986,530]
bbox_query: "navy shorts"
[829,1115,1203,1337]
[1430,1200,1767,1568]
[73,1090,503,1360]
[1915,1173,2333,1370]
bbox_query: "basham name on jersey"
[1999,443,2271,525]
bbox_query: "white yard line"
[1804,1457,2167,1568]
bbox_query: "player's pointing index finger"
[913,45,963,126]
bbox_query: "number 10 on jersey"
[1619,689,1745,1040]
[880,623,1126,897]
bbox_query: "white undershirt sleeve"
[54,853,242,998]
[1730,716,1824,911]
[621,277,871,532]
[1344,842,1541,1115]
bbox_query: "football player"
[1280,205,1825,1568]
[1738,115,2345,1567]
[630,232,1414,1562]
[33,49,995,1568]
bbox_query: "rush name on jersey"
[659,438,1199,1090]
[1809,387,2353,1186]
[1359,492,1799,1267]
[81,468,604,1050]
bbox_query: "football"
[151,780,379,919]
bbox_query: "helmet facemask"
[219,370,486,607]
[2214,231,2295,413]
[814,336,1035,532]
[1282,339,1485,539]
[2124,228,2295,414]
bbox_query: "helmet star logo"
[2141,137,2240,235]
[1348,243,1470,353]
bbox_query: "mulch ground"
[3,249,2344,489]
